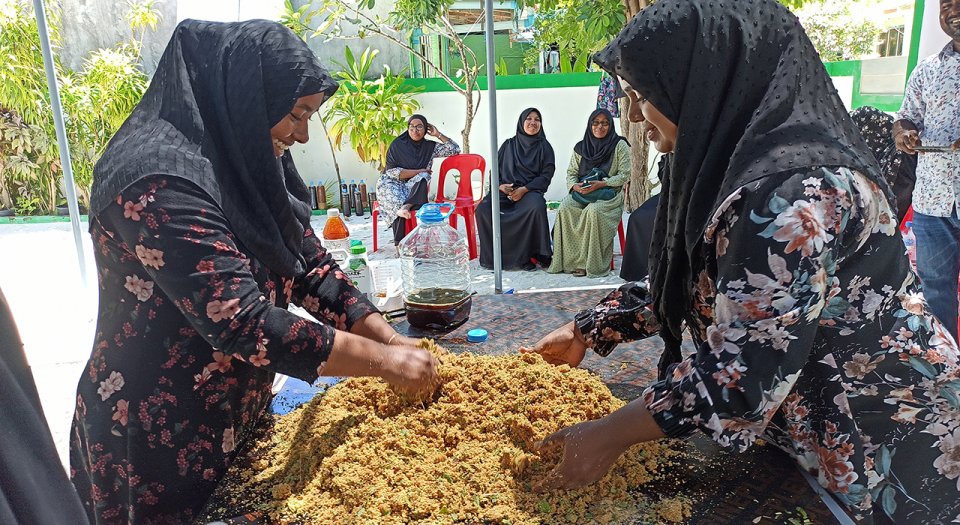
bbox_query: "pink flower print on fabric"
[222,427,236,453]
[124,275,154,302]
[206,351,233,373]
[112,399,129,426]
[123,201,144,221]
[98,371,125,401]
[135,245,165,269]
[206,298,241,322]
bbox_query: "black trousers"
[392,178,429,245]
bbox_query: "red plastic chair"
[611,218,626,271]
[371,201,416,253]
[900,206,913,234]
[435,154,486,260]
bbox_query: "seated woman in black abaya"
[376,114,460,247]
[477,108,556,271]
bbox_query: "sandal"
[521,261,537,272]
[572,268,587,277]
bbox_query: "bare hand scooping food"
[534,419,626,492]
[520,321,587,367]
[380,344,440,396]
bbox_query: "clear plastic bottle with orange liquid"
[322,208,351,264]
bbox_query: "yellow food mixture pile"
[212,341,682,524]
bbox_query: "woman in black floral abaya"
[70,20,437,524]
[523,1,960,523]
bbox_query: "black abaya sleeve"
[522,144,556,193]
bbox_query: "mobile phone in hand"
[914,145,959,153]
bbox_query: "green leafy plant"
[523,0,626,74]
[795,0,880,62]
[0,0,157,214]
[0,110,59,211]
[495,57,509,77]
[324,47,422,171]
[306,0,481,152]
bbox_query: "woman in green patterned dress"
[547,109,631,277]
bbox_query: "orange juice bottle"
[322,208,351,263]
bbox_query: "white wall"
[57,0,178,75]
[177,0,285,23]
[293,72,866,202]
[831,76,856,110]
[291,84,607,202]
[57,0,409,78]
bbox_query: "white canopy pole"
[32,0,88,288]
[483,0,503,293]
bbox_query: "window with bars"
[878,25,905,57]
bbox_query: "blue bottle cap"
[467,328,488,343]
[417,203,455,223]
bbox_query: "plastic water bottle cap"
[350,244,366,254]
[467,329,488,343]
[417,205,444,223]
[328,208,340,217]
[417,203,455,223]
[350,239,362,247]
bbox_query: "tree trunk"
[461,85,473,153]
[318,117,343,192]
[620,96,651,211]
[618,0,652,212]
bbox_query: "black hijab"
[850,106,917,222]
[594,0,888,376]
[90,19,338,278]
[574,108,628,177]
[499,108,555,188]
[385,114,439,171]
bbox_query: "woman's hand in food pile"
[520,321,587,367]
[326,331,438,396]
[533,419,626,491]
[534,400,666,492]
[379,343,440,396]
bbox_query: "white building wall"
[830,76,856,110]
[293,71,863,203]
[56,0,409,77]
[291,84,609,203]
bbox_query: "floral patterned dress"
[375,138,461,225]
[70,176,376,524]
[576,167,960,523]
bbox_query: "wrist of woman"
[600,399,666,450]
[326,330,388,378]
[571,322,588,346]
[350,313,398,345]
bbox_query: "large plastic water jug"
[398,203,472,329]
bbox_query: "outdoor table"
[205,289,839,525]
